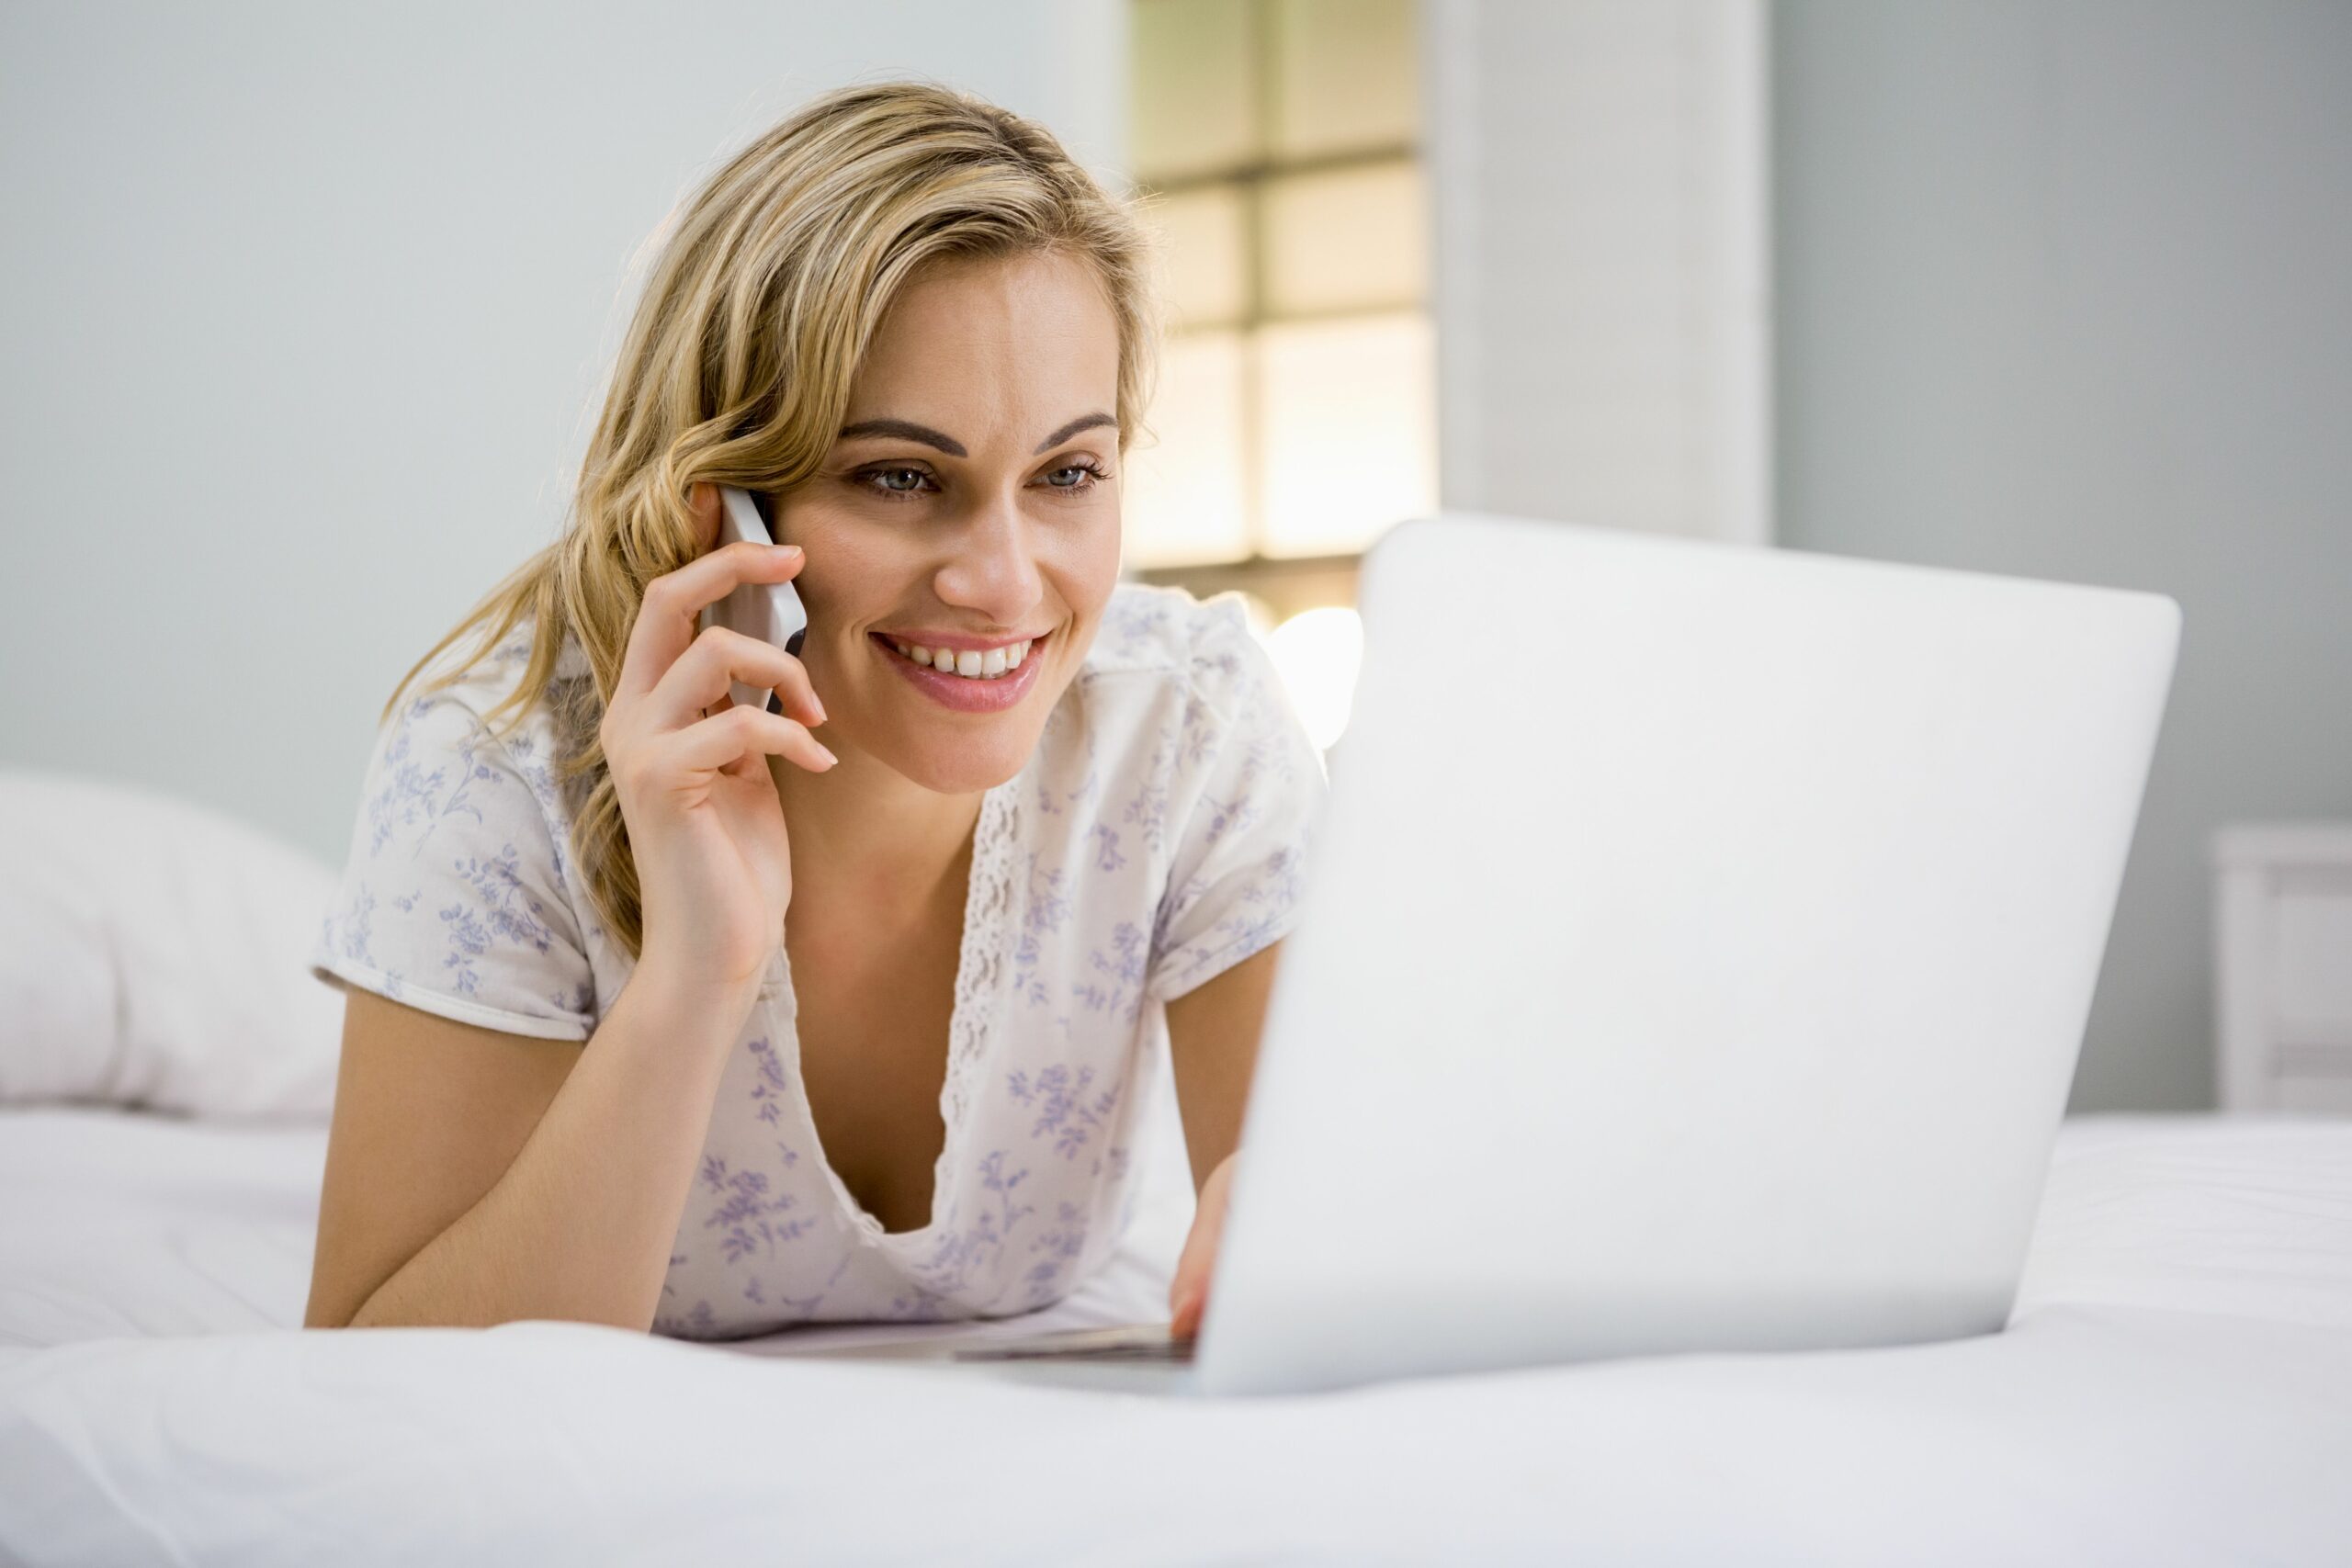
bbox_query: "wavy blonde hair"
[379,79,1163,960]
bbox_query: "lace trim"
[941,775,1020,1133]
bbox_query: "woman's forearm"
[346,964,754,1332]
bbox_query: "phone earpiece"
[704,486,811,709]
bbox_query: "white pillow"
[0,769,342,1120]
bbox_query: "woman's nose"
[933,491,1046,625]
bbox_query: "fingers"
[669,703,838,777]
[1168,1221,1221,1339]
[650,624,825,731]
[620,540,806,702]
[1170,1280,1206,1340]
[1169,1155,1238,1339]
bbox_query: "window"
[1121,0,1432,747]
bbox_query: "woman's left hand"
[1168,1151,1238,1339]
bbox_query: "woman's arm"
[305,964,756,1332]
[308,493,827,1334]
[1163,939,1283,1191]
[1161,939,1284,1334]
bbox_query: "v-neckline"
[763,770,1024,1249]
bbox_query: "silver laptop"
[835,511,2180,1396]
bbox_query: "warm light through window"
[1263,605,1364,751]
[1125,0,1430,574]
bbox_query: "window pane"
[1131,0,1261,182]
[1144,186,1251,329]
[1262,159,1424,316]
[1271,0,1420,159]
[1124,331,1254,569]
[1259,311,1436,557]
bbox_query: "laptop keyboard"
[949,1325,1197,1363]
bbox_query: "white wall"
[0,0,1123,865]
[1427,0,1772,544]
[1774,0,2352,1110]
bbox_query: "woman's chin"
[888,733,1036,796]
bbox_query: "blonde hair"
[380,79,1162,960]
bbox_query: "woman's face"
[774,249,1124,796]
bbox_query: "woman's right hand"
[600,482,833,998]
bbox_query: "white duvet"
[4,1109,2350,1565]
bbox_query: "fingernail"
[815,744,838,767]
[773,544,802,558]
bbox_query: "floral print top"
[309,582,1327,1337]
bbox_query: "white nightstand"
[2214,822,2352,1113]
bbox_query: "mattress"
[3,1107,2349,1564]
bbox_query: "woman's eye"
[859,465,932,498]
[855,461,1106,500]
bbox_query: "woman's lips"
[871,629,1046,714]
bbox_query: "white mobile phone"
[695,485,808,713]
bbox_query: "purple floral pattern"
[1004,1062,1126,1159]
[311,585,1326,1337]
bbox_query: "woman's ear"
[688,481,723,555]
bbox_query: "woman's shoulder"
[1035,586,1327,1009]
[317,615,600,1039]
[346,615,594,900]
[389,616,586,817]
[1077,581,1276,722]
[1042,580,1323,850]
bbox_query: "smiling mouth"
[870,631,1044,682]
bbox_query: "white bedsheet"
[3,1109,2349,1564]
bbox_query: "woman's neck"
[770,747,985,918]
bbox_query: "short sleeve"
[309,688,596,1041]
[1144,598,1329,1004]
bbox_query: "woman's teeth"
[887,637,1033,680]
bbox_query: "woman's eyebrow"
[1032,412,1116,452]
[837,418,965,456]
[833,412,1117,457]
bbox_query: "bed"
[4,1104,2349,1565]
[4,771,2350,1562]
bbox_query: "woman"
[302,81,1325,1341]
